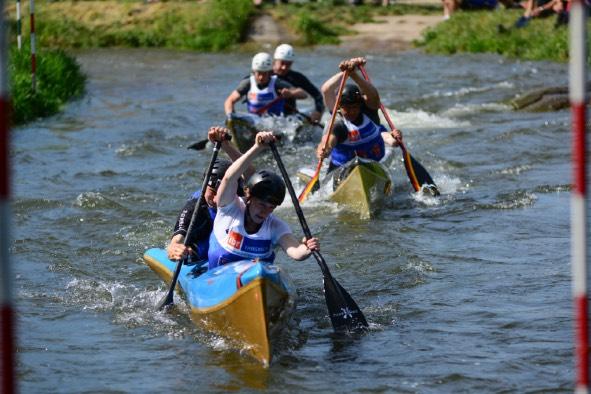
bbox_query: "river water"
[11,47,575,392]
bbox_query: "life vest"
[186,190,217,262]
[246,75,284,116]
[330,113,386,167]
[207,198,290,269]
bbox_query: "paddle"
[156,136,229,310]
[358,66,440,197]
[298,70,350,202]
[187,139,209,151]
[295,110,325,129]
[269,141,368,332]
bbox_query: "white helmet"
[274,44,295,62]
[251,52,273,72]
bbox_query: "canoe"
[330,157,393,218]
[143,248,295,366]
[297,157,392,219]
[226,112,322,153]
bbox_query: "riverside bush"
[9,46,85,124]
[23,0,254,51]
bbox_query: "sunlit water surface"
[12,48,577,392]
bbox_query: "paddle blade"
[187,139,209,151]
[402,149,440,197]
[155,259,184,311]
[323,275,368,332]
[155,291,174,311]
[298,172,320,202]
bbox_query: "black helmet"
[205,159,231,190]
[246,169,286,206]
[340,83,363,105]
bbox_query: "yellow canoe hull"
[143,248,293,366]
[329,158,393,219]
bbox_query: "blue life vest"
[330,113,386,167]
[246,75,284,116]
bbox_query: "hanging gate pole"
[570,0,589,392]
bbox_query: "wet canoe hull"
[226,112,321,153]
[330,157,392,218]
[143,248,294,366]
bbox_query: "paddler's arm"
[320,71,345,114]
[216,131,276,208]
[381,129,403,148]
[278,234,320,261]
[224,90,242,116]
[207,126,255,180]
[167,234,190,261]
[278,87,307,100]
[345,60,381,110]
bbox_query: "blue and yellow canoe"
[143,248,295,366]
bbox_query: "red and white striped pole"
[570,0,589,392]
[29,0,36,92]
[0,0,16,391]
[16,0,22,50]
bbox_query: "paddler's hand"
[391,128,403,146]
[339,57,366,72]
[316,134,333,159]
[279,88,295,99]
[316,143,331,160]
[304,237,320,252]
[309,111,322,123]
[166,236,192,261]
[254,131,277,147]
[208,126,231,143]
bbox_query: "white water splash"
[380,107,470,129]
[442,102,511,118]
[422,81,514,99]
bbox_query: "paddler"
[208,131,319,269]
[224,52,308,119]
[316,57,403,173]
[166,126,254,262]
[272,44,325,123]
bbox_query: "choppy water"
[11,47,577,392]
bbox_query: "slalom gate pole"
[29,0,36,92]
[16,0,22,50]
[0,0,16,390]
[569,0,589,392]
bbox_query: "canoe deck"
[143,248,294,366]
[226,112,322,153]
[297,157,393,218]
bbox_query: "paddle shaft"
[358,65,438,194]
[157,138,227,310]
[298,70,350,202]
[270,142,368,331]
[269,143,330,276]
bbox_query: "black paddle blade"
[403,151,440,197]
[187,139,209,151]
[155,291,174,310]
[323,275,368,332]
[155,259,184,311]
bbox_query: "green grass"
[417,9,577,62]
[10,0,255,51]
[9,46,86,124]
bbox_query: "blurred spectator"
[442,0,499,19]
[514,0,569,27]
